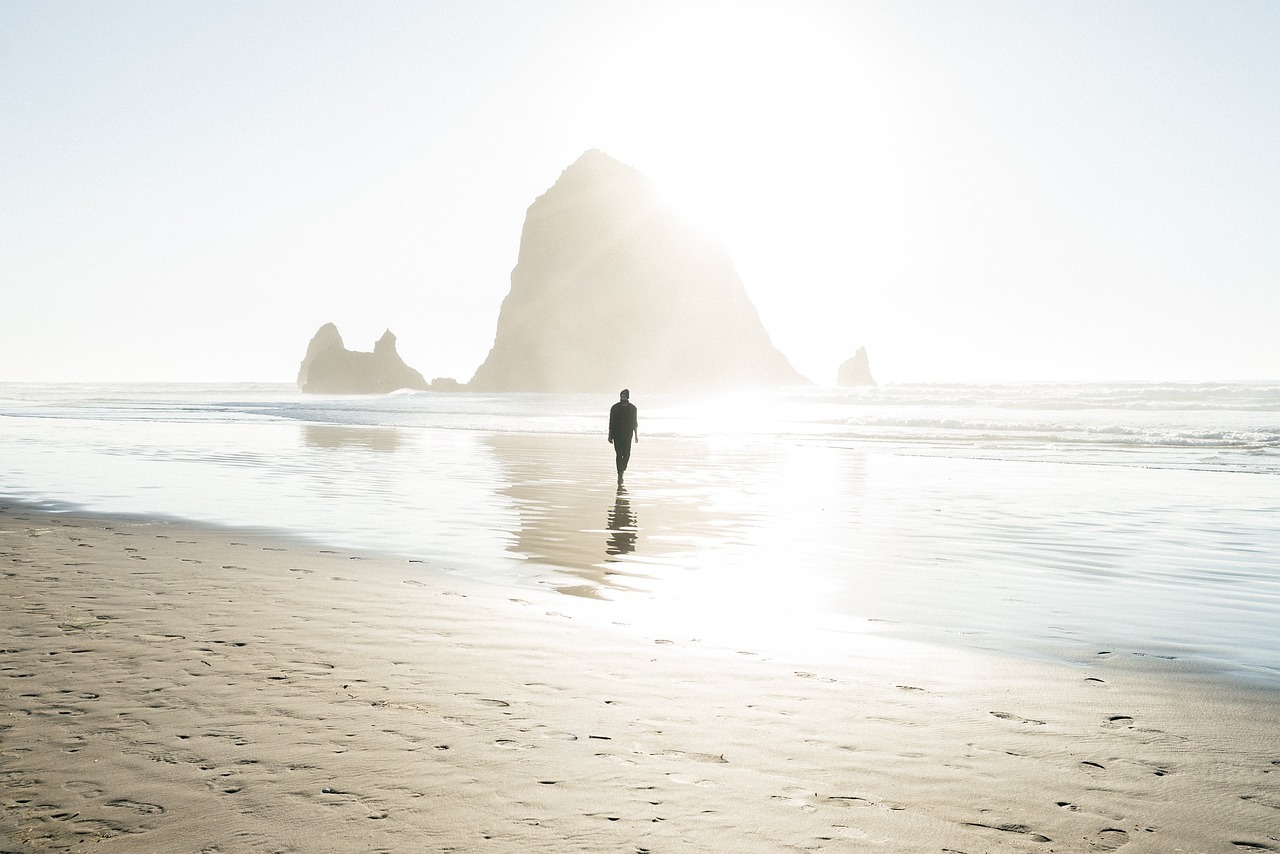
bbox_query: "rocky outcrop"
[297,323,430,394]
[469,150,806,393]
[427,377,464,392]
[837,347,876,386]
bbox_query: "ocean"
[3,381,1278,687]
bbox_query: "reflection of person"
[608,388,639,482]
[606,485,636,557]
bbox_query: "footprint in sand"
[665,773,714,787]
[1240,793,1280,811]
[795,671,836,683]
[494,739,534,750]
[656,749,728,764]
[69,817,137,838]
[823,795,905,812]
[62,781,103,797]
[595,752,637,766]
[60,690,99,700]
[825,825,871,840]
[1091,828,1129,851]
[965,822,1052,844]
[105,798,165,815]
[991,711,1045,725]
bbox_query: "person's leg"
[615,440,631,475]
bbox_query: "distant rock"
[469,150,806,393]
[428,377,464,392]
[837,347,876,386]
[297,323,429,394]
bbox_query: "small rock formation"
[469,150,806,393]
[297,323,430,394]
[428,377,464,392]
[837,347,876,386]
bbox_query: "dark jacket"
[609,400,638,442]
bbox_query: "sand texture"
[2,504,1278,852]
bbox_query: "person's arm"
[633,409,639,442]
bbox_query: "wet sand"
[2,502,1278,852]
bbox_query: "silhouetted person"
[606,485,636,557]
[608,388,638,482]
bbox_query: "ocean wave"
[830,416,1280,450]
[3,382,1278,473]
[793,382,1280,412]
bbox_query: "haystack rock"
[837,347,876,386]
[469,150,806,393]
[297,323,429,394]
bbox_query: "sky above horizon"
[3,0,1278,384]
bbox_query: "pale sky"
[3,0,1277,384]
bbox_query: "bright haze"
[3,1,1277,384]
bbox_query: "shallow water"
[2,382,1277,686]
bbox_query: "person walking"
[608,388,638,482]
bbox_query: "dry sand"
[2,502,1278,853]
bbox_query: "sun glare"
[604,2,876,243]
[578,1,912,384]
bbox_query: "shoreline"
[3,500,1279,851]
[4,384,1278,695]
[12,494,1278,696]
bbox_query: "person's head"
[619,388,629,402]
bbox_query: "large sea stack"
[297,323,429,394]
[469,150,806,393]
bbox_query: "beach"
[2,382,1279,851]
[3,502,1279,853]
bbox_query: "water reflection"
[478,433,859,606]
[303,425,403,452]
[606,485,636,558]
[482,433,653,597]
